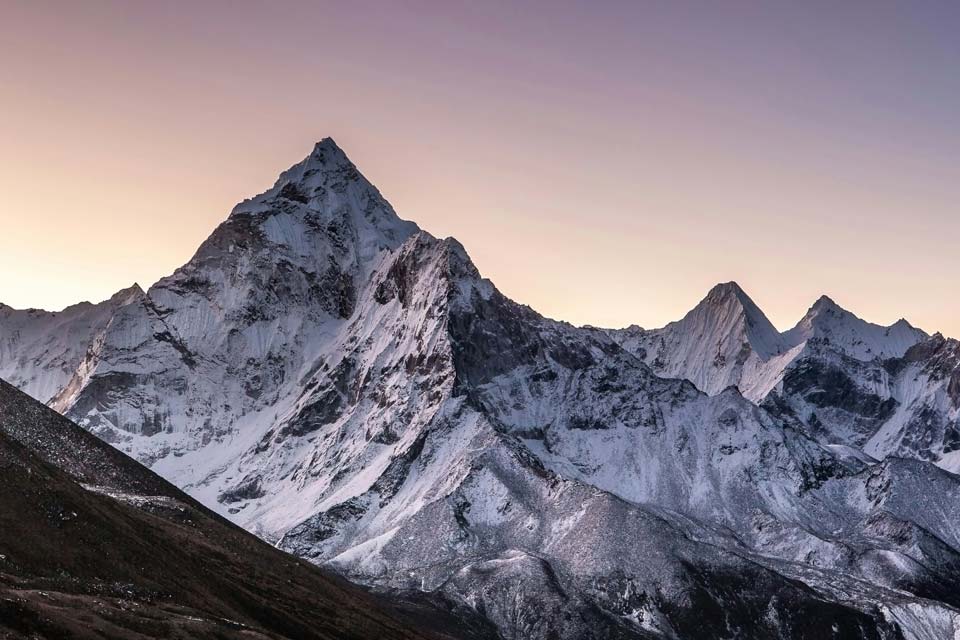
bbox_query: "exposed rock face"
[3,140,960,639]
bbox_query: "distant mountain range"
[2,139,959,639]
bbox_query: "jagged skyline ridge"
[0,138,948,341]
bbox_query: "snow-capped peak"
[704,280,751,303]
[688,281,785,359]
[277,137,356,185]
[784,294,926,360]
[222,140,418,267]
[110,283,146,305]
[606,282,789,396]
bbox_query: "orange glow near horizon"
[1,2,958,337]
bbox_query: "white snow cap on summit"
[784,294,926,360]
[688,281,786,359]
[222,139,419,265]
[609,281,792,397]
[291,137,354,173]
[267,137,363,196]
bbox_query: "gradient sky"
[1,1,958,336]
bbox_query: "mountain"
[609,287,928,402]
[764,298,959,471]
[784,295,926,362]
[612,282,793,398]
[609,286,960,472]
[3,138,960,638]
[0,379,488,640]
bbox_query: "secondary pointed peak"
[110,283,146,305]
[796,294,856,329]
[395,232,481,280]
[786,293,926,359]
[700,281,761,316]
[809,294,843,314]
[681,281,784,359]
[715,280,744,291]
[707,281,747,298]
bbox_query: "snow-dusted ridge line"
[607,278,960,475]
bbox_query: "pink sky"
[1,1,957,336]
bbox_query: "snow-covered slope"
[0,284,144,403]
[758,310,959,471]
[785,295,926,361]
[612,282,796,398]
[3,139,960,639]
[46,138,419,464]
[611,287,927,401]
[608,284,959,472]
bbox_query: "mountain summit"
[784,293,926,360]
[696,281,786,358]
[611,281,788,396]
